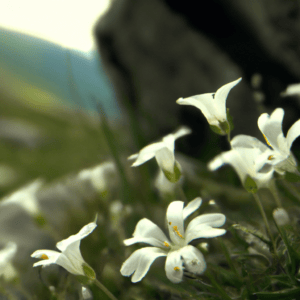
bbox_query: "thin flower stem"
[176,183,187,202]
[268,180,282,207]
[253,193,277,253]
[94,278,118,300]
[205,269,232,300]
[281,180,300,204]
[226,131,231,148]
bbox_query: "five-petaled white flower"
[31,222,97,278]
[128,126,191,182]
[208,135,275,192]
[176,78,242,135]
[258,108,300,174]
[0,179,44,216]
[120,198,226,283]
[0,242,18,280]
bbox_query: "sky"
[0,0,111,52]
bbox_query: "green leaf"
[232,224,271,246]
[253,287,300,299]
[244,176,258,193]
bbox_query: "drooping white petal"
[177,93,218,124]
[155,148,175,174]
[31,250,61,267]
[56,222,97,252]
[129,142,165,167]
[172,126,192,140]
[214,77,242,119]
[120,247,167,283]
[31,249,85,275]
[183,197,202,220]
[166,201,185,245]
[287,119,300,150]
[258,108,288,153]
[165,250,183,283]
[124,218,170,248]
[231,134,269,153]
[179,245,206,275]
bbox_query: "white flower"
[0,242,18,280]
[208,135,275,192]
[282,83,300,97]
[31,222,97,278]
[176,78,242,134]
[120,198,226,283]
[0,179,44,216]
[78,161,116,194]
[128,126,191,182]
[257,108,300,173]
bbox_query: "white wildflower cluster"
[2,76,299,299]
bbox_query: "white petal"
[176,93,216,124]
[31,249,84,275]
[208,150,248,183]
[124,218,170,248]
[120,247,167,283]
[56,222,97,252]
[0,242,17,266]
[287,119,300,150]
[172,126,192,140]
[31,249,61,267]
[162,134,176,152]
[179,245,206,275]
[155,148,175,174]
[258,108,287,153]
[183,197,202,220]
[284,83,300,96]
[166,201,185,245]
[130,142,165,167]
[214,77,242,118]
[231,134,269,152]
[185,214,226,243]
[165,250,183,283]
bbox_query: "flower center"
[41,254,48,260]
[268,155,274,160]
[174,266,180,271]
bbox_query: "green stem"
[205,270,232,300]
[253,193,277,254]
[281,180,300,204]
[94,278,118,300]
[218,238,238,276]
[97,103,132,204]
[268,180,282,207]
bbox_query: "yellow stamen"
[263,134,272,147]
[174,266,180,271]
[268,155,274,160]
[164,241,170,247]
[169,222,172,225]
[173,225,184,238]
[41,254,48,260]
